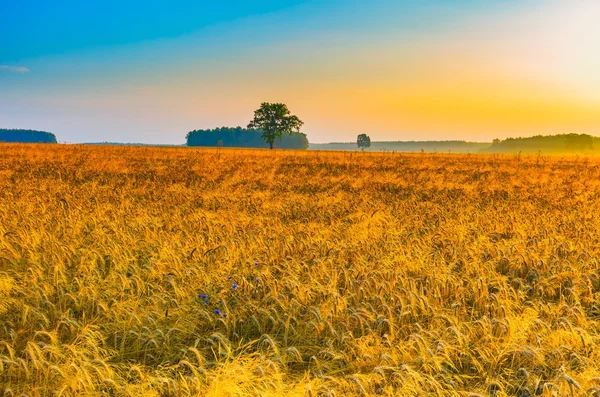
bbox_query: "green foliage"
[357,134,371,150]
[186,127,308,149]
[248,103,304,149]
[486,133,597,153]
[565,133,593,150]
[0,129,57,143]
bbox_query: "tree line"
[187,103,307,149]
[186,127,309,149]
[0,129,57,143]
[485,133,596,153]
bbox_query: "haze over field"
[2,0,600,144]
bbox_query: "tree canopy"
[186,127,308,149]
[485,133,597,153]
[0,129,57,143]
[357,134,371,150]
[248,103,304,149]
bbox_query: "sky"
[1,0,600,144]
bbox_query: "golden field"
[1,144,600,396]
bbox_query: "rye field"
[2,144,600,396]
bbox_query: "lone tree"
[357,134,371,151]
[248,103,304,149]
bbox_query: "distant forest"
[186,127,309,149]
[310,140,489,153]
[0,129,57,143]
[1,127,597,154]
[483,133,597,153]
[311,134,600,154]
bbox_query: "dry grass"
[1,144,600,396]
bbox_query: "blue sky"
[1,1,309,61]
[1,0,599,144]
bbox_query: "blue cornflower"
[232,283,238,290]
[227,276,232,280]
[254,261,259,266]
[215,309,221,315]
[198,294,207,300]
[222,313,227,318]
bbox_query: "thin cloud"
[0,65,30,73]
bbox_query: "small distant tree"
[357,134,371,151]
[248,103,304,149]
